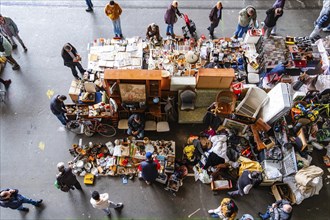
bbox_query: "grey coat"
[0,17,19,37]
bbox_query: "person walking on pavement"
[164,0,182,38]
[0,78,11,89]
[0,188,42,212]
[0,14,27,51]
[271,0,286,34]
[90,190,124,216]
[138,152,161,185]
[105,1,123,38]
[263,7,283,38]
[232,5,257,39]
[207,1,223,40]
[258,199,293,220]
[50,95,68,126]
[56,162,83,191]
[61,43,86,80]
[0,34,20,70]
[310,1,330,39]
[85,0,94,12]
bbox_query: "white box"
[170,76,196,91]
[259,83,292,124]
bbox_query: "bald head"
[0,190,11,200]
[283,204,292,213]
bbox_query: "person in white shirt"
[90,191,123,216]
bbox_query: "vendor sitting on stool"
[138,152,160,185]
[146,23,162,46]
[127,114,145,139]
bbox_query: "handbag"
[60,184,70,192]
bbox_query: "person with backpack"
[0,188,42,212]
[56,162,83,192]
[208,197,238,219]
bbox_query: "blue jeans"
[259,209,271,220]
[166,24,174,35]
[55,113,67,125]
[112,18,122,36]
[127,128,144,139]
[102,202,120,215]
[234,24,249,38]
[16,194,38,210]
[85,0,93,9]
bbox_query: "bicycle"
[66,113,116,137]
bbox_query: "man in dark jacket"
[207,2,223,40]
[228,170,261,196]
[263,7,283,38]
[164,0,182,37]
[61,43,86,80]
[127,114,145,138]
[56,162,82,191]
[258,199,293,220]
[138,152,160,185]
[0,188,42,212]
[50,95,68,126]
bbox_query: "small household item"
[84,173,94,185]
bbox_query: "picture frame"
[119,83,146,102]
[222,118,248,134]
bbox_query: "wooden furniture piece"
[104,69,162,117]
[214,90,237,116]
[196,68,235,89]
[250,118,273,151]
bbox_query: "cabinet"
[196,68,235,89]
[103,69,162,117]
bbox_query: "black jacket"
[264,8,283,28]
[209,6,222,23]
[61,43,78,66]
[128,114,145,132]
[50,95,66,115]
[56,167,78,186]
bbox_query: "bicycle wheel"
[97,124,116,137]
[84,124,95,137]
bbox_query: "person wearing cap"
[104,0,123,38]
[0,188,42,212]
[0,34,20,70]
[227,170,261,197]
[56,162,82,191]
[138,152,161,185]
[164,0,182,37]
[208,197,238,219]
[50,95,68,126]
[0,14,27,51]
[90,190,123,216]
[232,5,257,39]
[127,113,145,139]
[61,43,86,80]
[207,1,223,40]
[258,199,293,220]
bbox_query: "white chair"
[156,113,170,132]
[118,119,129,130]
[235,87,268,119]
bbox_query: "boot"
[3,79,11,88]
[307,75,318,91]
[12,64,20,70]
[23,45,28,52]
[12,44,18,50]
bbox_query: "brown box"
[68,80,82,102]
[271,183,296,204]
[196,68,235,89]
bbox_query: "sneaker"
[258,212,264,219]
[115,203,124,210]
[120,34,123,38]
[19,207,29,212]
[12,64,20,70]
[34,199,43,207]
[23,46,28,52]
[208,209,214,214]
[231,35,238,41]
[166,32,171,36]
[145,180,151,185]
[85,8,93,12]
[209,34,215,40]
[12,44,18,50]
[322,27,330,32]
[4,79,11,89]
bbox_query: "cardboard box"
[211,179,232,191]
[271,183,296,204]
[196,68,235,89]
[68,80,82,102]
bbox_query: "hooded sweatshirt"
[90,193,110,209]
